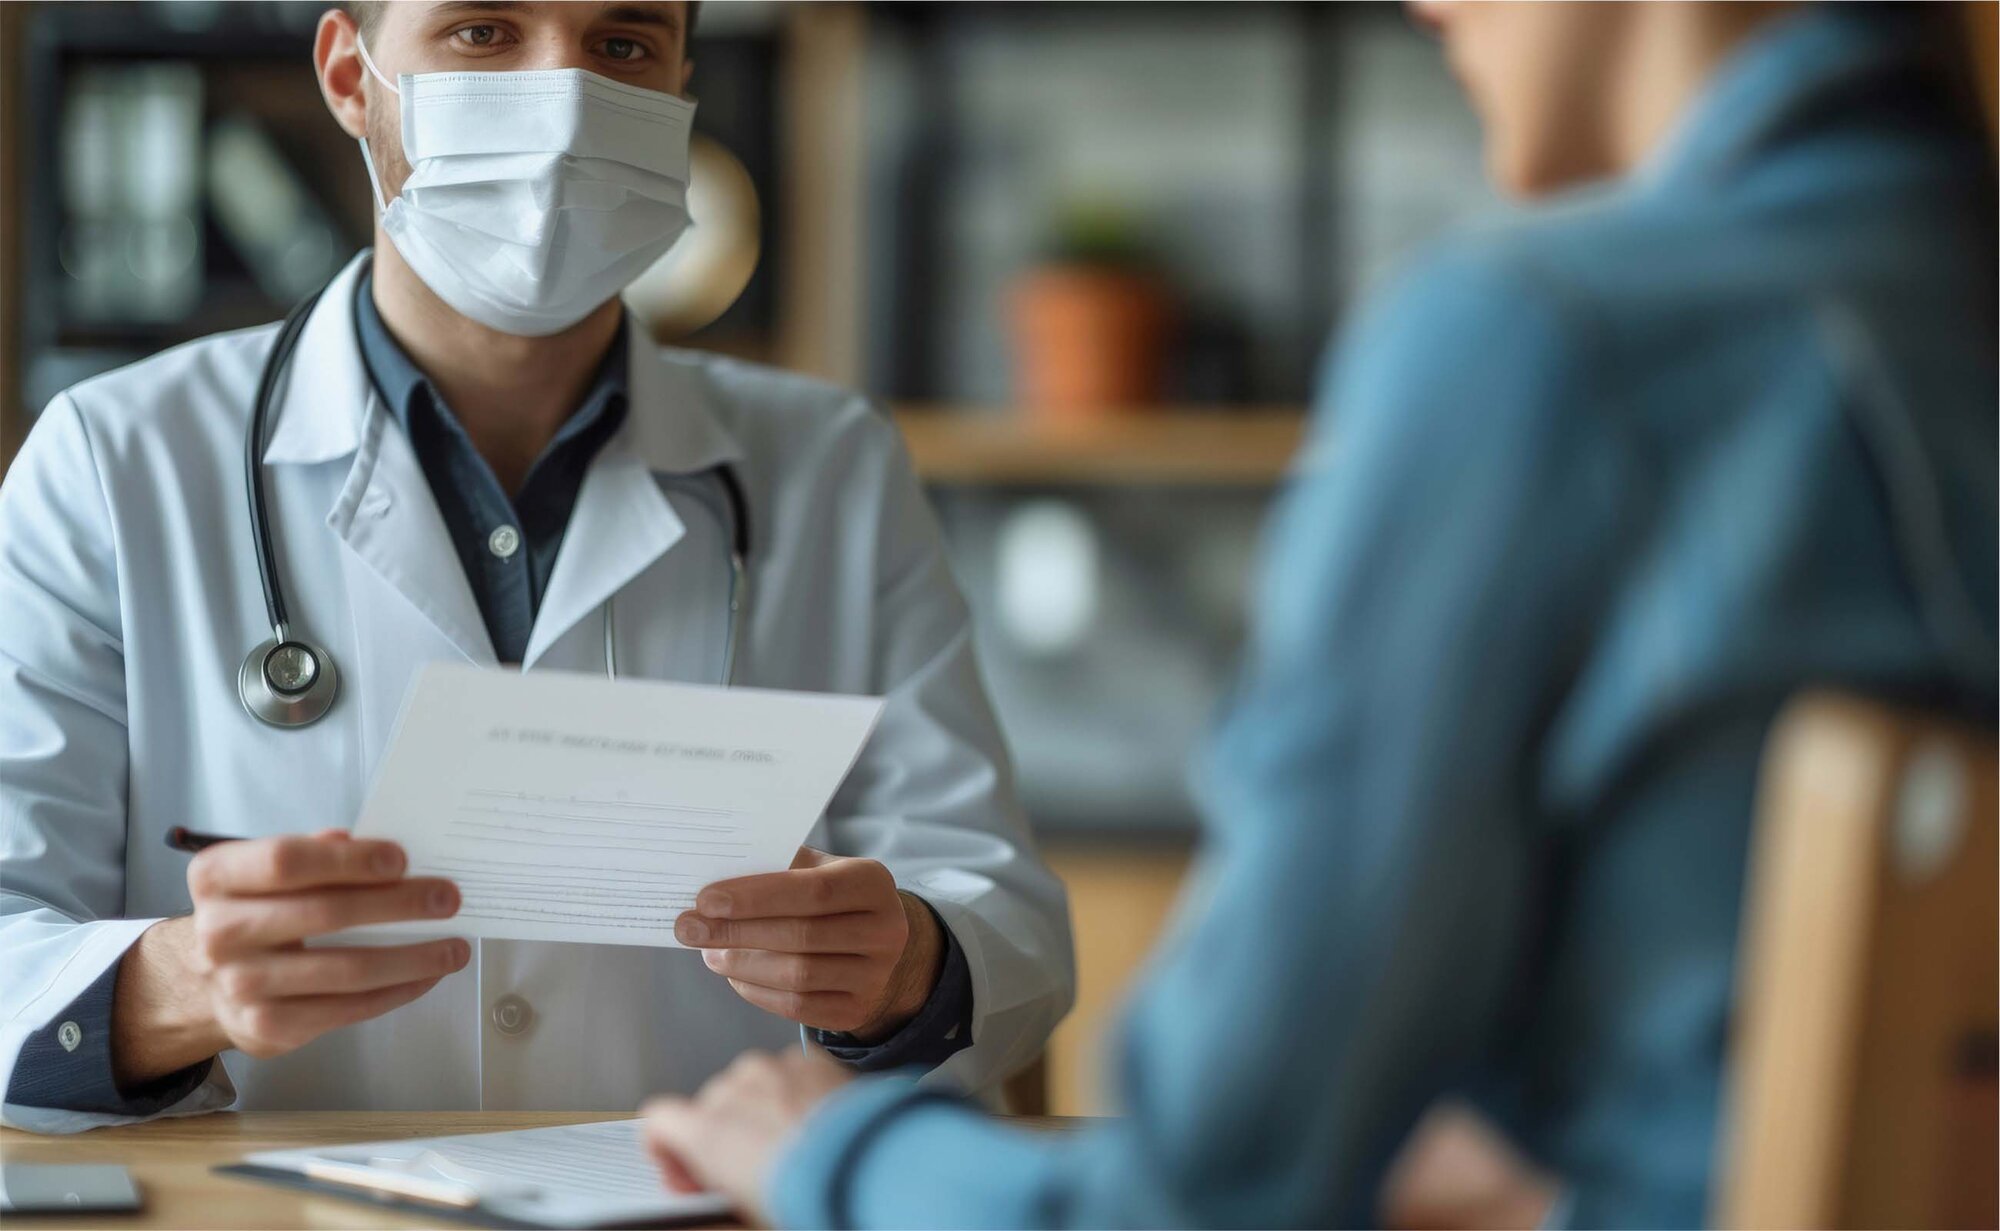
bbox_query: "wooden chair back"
[1717,692,1997,1228]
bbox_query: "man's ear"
[679,58,694,99]
[315,8,369,140]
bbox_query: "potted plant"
[1006,203,1174,419]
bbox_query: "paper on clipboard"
[234,1118,727,1227]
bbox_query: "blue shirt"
[3,963,210,1116]
[767,10,1997,1228]
[352,271,628,665]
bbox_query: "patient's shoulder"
[1323,230,1611,452]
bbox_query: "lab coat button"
[488,525,521,559]
[491,994,533,1035]
[57,1021,82,1052]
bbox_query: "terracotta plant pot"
[1007,268,1172,418]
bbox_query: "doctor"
[0,0,1072,1134]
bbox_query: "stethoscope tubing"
[244,287,326,641]
[603,476,750,684]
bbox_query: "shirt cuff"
[810,897,974,1073]
[766,1075,944,1229]
[3,956,214,1115]
[767,1075,1058,1229]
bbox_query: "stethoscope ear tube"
[603,468,752,685]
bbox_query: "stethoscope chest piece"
[238,635,339,727]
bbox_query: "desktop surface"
[0,1110,1085,1230]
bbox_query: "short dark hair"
[345,0,384,40]
[342,2,698,43]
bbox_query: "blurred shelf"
[892,406,1308,486]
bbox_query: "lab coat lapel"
[521,438,685,669]
[330,406,497,666]
[262,251,495,666]
[520,319,744,670]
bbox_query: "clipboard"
[214,1164,551,1229]
[213,1162,729,1229]
[213,1118,732,1229]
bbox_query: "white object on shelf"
[995,499,1100,657]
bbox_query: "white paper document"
[237,1117,727,1227]
[347,663,884,948]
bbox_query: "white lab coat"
[0,254,1073,1133]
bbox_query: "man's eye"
[600,37,647,61]
[453,25,500,47]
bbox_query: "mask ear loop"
[354,34,400,215]
[357,137,389,214]
[355,33,401,95]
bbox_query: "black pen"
[163,826,240,853]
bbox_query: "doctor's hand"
[112,831,469,1086]
[675,848,945,1040]
[641,1047,855,1221]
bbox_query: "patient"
[642,3,1998,1226]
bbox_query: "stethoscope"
[238,283,751,728]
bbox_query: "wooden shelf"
[892,407,1308,485]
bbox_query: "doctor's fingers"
[188,833,408,897]
[214,938,471,1001]
[219,976,448,1059]
[723,978,867,1033]
[699,947,873,994]
[696,856,898,920]
[193,879,461,958]
[673,909,902,954]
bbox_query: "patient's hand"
[1378,1101,1559,1230]
[641,1047,854,1218]
[676,847,945,1040]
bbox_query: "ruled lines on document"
[434,789,753,930]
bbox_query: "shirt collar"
[262,249,746,476]
[352,267,631,449]
[1638,6,1935,191]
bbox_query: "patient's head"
[1410,1,1797,196]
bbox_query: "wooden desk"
[0,1111,1084,1230]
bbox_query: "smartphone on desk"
[0,1164,142,1214]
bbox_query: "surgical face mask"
[356,37,695,336]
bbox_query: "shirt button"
[487,525,521,560]
[57,1021,82,1053]
[491,994,533,1036]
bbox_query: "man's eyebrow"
[598,4,679,29]
[430,1,530,14]
[421,1,679,32]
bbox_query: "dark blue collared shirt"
[3,273,971,1115]
[4,962,211,1115]
[356,274,975,1065]
[353,271,627,665]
